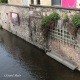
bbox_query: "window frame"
[10,12,20,26]
[51,0,62,6]
[31,0,34,4]
[37,0,40,5]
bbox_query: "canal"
[0,29,80,80]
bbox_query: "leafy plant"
[63,14,69,22]
[41,12,60,27]
[72,14,80,27]
[49,12,60,20]
[41,12,60,38]
[41,16,50,27]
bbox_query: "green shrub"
[41,12,60,27]
[41,16,50,27]
[72,14,80,27]
[41,12,60,38]
[49,12,60,20]
[63,14,69,22]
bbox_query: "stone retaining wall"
[0,4,30,46]
[0,4,80,50]
[0,4,80,70]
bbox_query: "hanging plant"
[41,16,50,38]
[49,12,60,20]
[63,14,69,28]
[71,14,80,38]
[41,16,50,27]
[72,14,80,27]
[41,12,60,38]
[49,12,60,27]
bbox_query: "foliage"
[41,12,60,27]
[41,16,50,38]
[41,16,50,27]
[0,0,8,3]
[41,12,60,38]
[72,14,80,27]
[49,12,60,21]
[63,14,69,22]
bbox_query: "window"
[37,0,40,5]
[31,0,34,4]
[23,0,28,5]
[52,0,61,6]
[10,12,20,26]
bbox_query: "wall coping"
[0,3,30,8]
[0,3,80,11]
[30,4,80,11]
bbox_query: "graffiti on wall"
[62,0,76,8]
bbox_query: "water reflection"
[0,29,80,80]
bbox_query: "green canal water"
[0,29,80,80]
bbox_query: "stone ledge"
[46,52,77,70]
[30,4,80,11]
[0,3,30,8]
